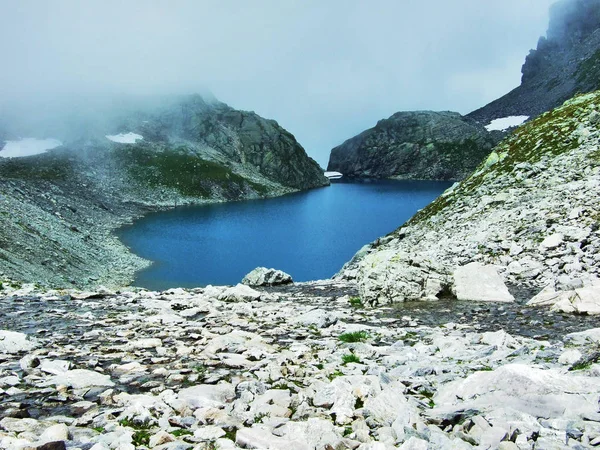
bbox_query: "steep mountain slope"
[327,111,500,180]
[0,95,328,288]
[469,0,600,125]
[339,91,600,305]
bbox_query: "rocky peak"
[470,0,600,125]
[327,110,500,181]
[521,0,600,84]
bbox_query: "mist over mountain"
[469,0,600,123]
[0,0,553,165]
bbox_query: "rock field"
[0,280,599,449]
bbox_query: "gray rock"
[453,263,515,303]
[242,267,293,286]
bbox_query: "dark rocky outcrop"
[327,111,500,180]
[469,0,600,124]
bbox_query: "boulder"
[47,369,114,389]
[452,263,515,302]
[218,284,263,302]
[292,309,338,328]
[433,364,600,420]
[242,267,293,286]
[178,383,235,409]
[0,330,39,354]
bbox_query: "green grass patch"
[328,370,344,381]
[349,296,363,308]
[339,331,369,343]
[170,429,193,437]
[114,144,269,198]
[342,353,362,365]
[132,430,151,447]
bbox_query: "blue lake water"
[117,179,451,290]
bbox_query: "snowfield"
[105,132,143,144]
[0,138,63,158]
[485,116,529,132]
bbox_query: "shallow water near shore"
[117,179,452,290]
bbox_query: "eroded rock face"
[242,267,293,286]
[327,111,499,181]
[341,92,600,306]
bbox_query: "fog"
[0,0,556,166]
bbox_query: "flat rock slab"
[0,330,39,354]
[453,262,515,303]
[47,369,114,389]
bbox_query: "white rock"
[292,309,338,328]
[0,330,39,354]
[273,418,344,449]
[558,349,582,365]
[39,423,69,444]
[40,359,70,375]
[540,233,564,249]
[48,369,114,388]
[236,425,310,450]
[218,284,263,302]
[128,338,162,349]
[453,263,515,303]
[565,328,600,345]
[527,286,574,307]
[434,364,600,419]
[178,383,235,409]
[399,437,429,450]
[194,426,226,440]
[112,362,147,377]
[242,267,293,286]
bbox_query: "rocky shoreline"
[0,281,599,449]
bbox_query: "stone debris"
[340,93,600,308]
[0,282,599,449]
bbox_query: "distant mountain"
[327,0,600,181]
[327,111,500,181]
[0,94,328,288]
[468,0,600,124]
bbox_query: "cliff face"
[327,111,500,181]
[0,95,328,288]
[468,0,600,124]
[339,91,600,305]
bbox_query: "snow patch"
[105,132,143,144]
[485,116,529,132]
[324,171,343,179]
[0,138,63,158]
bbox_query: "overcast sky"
[0,0,556,166]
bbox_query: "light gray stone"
[453,263,515,303]
[242,267,293,286]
